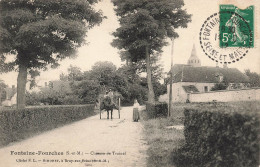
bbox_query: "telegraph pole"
[168,39,174,117]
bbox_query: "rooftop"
[169,64,249,83]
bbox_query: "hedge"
[145,102,168,119]
[172,102,260,167]
[0,104,95,147]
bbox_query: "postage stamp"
[219,5,254,48]
[199,4,254,64]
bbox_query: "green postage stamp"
[199,4,255,64]
[219,5,254,48]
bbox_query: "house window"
[204,86,208,92]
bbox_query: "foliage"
[88,61,117,86]
[0,0,104,71]
[245,69,260,87]
[0,104,95,147]
[112,0,191,103]
[145,102,168,119]
[124,83,148,106]
[112,0,191,55]
[59,72,69,81]
[67,65,83,81]
[140,77,167,101]
[117,65,141,83]
[69,62,149,106]
[25,91,41,106]
[0,0,104,108]
[70,80,100,104]
[211,76,229,91]
[69,62,126,104]
[211,83,228,91]
[26,61,166,106]
[26,79,84,105]
[172,102,260,167]
[116,65,147,105]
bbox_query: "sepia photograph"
[0,0,259,166]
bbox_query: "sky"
[0,0,259,87]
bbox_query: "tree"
[111,0,191,103]
[0,0,104,109]
[89,61,117,87]
[210,83,228,91]
[67,65,83,81]
[211,76,229,91]
[59,72,68,81]
[69,61,128,104]
[245,69,260,87]
[71,80,100,104]
[116,65,144,105]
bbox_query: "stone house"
[166,45,249,103]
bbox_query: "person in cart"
[103,89,119,110]
[107,89,114,99]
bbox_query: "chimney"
[45,82,48,87]
[223,63,228,68]
[216,62,219,68]
[12,85,15,89]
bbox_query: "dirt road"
[0,107,147,167]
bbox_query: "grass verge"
[140,103,188,167]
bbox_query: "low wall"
[190,88,260,102]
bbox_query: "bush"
[145,102,168,119]
[0,104,95,147]
[172,102,260,167]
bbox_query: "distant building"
[166,44,249,103]
[40,80,72,93]
[0,85,17,107]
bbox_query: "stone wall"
[189,88,260,102]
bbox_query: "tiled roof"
[170,64,249,83]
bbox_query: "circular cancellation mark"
[199,11,253,64]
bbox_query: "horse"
[100,96,118,119]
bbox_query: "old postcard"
[0,0,259,167]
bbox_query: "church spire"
[191,44,197,57]
[187,44,201,67]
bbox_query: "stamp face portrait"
[199,4,254,64]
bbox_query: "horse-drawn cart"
[99,93,121,119]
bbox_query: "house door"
[204,86,208,92]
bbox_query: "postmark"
[199,5,254,64]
